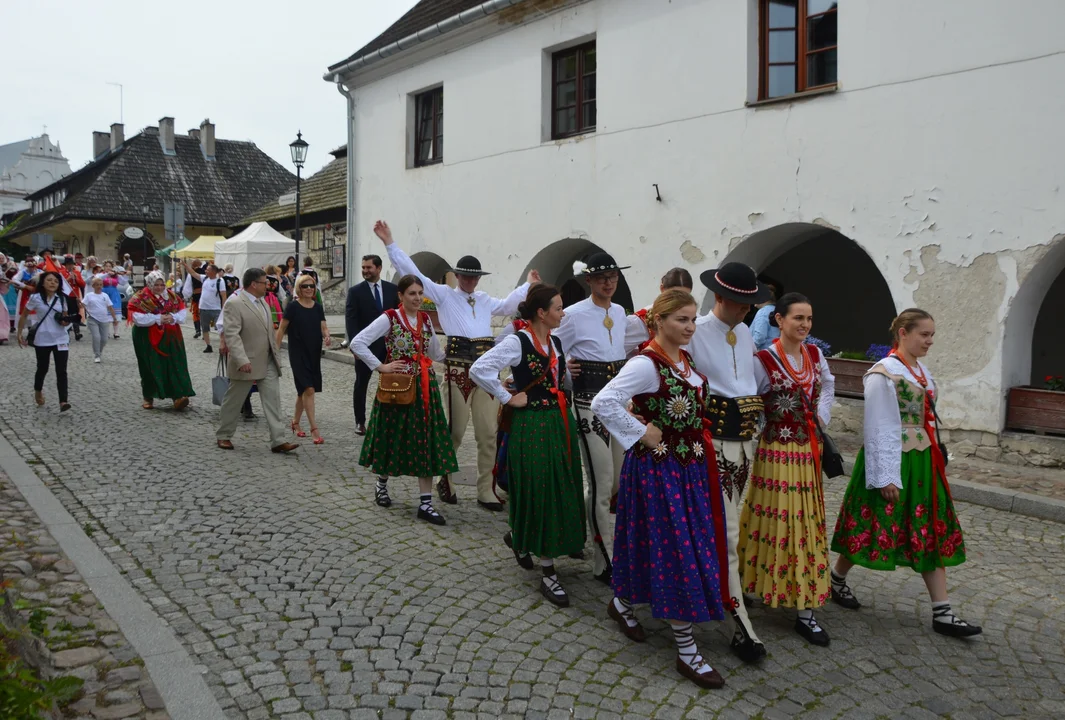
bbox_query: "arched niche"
[518,238,634,312]
[1002,235,1065,394]
[391,251,454,287]
[117,235,157,267]
[710,223,897,356]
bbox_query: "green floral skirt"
[359,373,458,478]
[132,326,195,401]
[507,408,586,558]
[831,447,966,574]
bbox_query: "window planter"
[1006,387,1065,436]
[827,357,874,398]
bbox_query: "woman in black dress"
[276,276,332,444]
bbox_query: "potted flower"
[826,344,891,398]
[420,298,441,333]
[1006,374,1065,436]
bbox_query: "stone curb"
[0,433,227,720]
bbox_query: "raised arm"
[486,281,531,317]
[470,333,523,404]
[375,220,449,305]
[351,314,391,370]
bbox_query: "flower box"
[1006,386,1065,436]
[828,358,874,399]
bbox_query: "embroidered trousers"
[577,402,624,576]
[446,368,500,503]
[717,438,761,644]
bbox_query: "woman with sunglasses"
[276,276,332,443]
[352,274,458,525]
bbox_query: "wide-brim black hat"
[700,262,771,304]
[450,255,490,276]
[575,251,631,276]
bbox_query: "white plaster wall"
[346,0,1065,433]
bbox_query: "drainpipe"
[322,0,527,81]
[336,80,357,296]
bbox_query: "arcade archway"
[1002,235,1065,393]
[117,235,157,268]
[519,238,634,312]
[712,223,897,356]
[391,251,453,287]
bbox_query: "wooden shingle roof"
[238,147,347,225]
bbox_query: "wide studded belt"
[707,395,764,441]
[573,359,626,400]
[445,336,495,365]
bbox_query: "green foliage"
[835,351,868,360]
[0,654,83,720]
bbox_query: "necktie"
[373,283,382,312]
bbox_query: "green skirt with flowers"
[831,447,966,574]
[132,325,195,401]
[359,373,458,478]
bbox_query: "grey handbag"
[211,356,229,406]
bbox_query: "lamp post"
[289,131,309,264]
[141,203,151,282]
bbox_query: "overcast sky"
[0,0,418,175]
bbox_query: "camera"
[54,312,80,324]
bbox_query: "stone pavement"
[0,329,1063,719]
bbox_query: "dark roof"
[10,129,294,239]
[329,0,487,72]
[238,146,347,225]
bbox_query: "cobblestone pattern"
[0,330,1063,719]
[1,471,170,720]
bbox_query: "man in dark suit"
[345,254,399,435]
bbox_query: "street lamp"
[289,131,309,264]
[141,203,151,277]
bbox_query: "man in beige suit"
[216,267,299,454]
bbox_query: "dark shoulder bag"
[26,295,60,347]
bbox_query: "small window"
[552,42,596,139]
[760,0,838,100]
[414,88,443,166]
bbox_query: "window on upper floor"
[759,0,838,100]
[414,87,444,167]
[552,42,596,139]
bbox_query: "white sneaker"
[93,357,101,363]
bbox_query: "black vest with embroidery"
[510,332,567,410]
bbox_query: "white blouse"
[131,293,188,327]
[469,330,571,405]
[554,298,642,362]
[351,311,444,371]
[862,356,936,490]
[591,355,705,451]
[24,293,70,347]
[754,346,835,427]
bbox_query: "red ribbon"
[701,420,735,612]
[394,309,433,418]
[923,392,951,547]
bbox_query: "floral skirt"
[831,447,966,573]
[359,373,459,478]
[132,326,195,401]
[507,408,586,558]
[612,452,727,623]
[738,441,830,610]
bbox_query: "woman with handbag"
[352,274,457,525]
[276,275,332,443]
[830,309,980,638]
[469,284,585,607]
[738,292,836,646]
[17,271,74,410]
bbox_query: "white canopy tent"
[213,222,298,279]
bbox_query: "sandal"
[540,574,570,608]
[374,481,392,508]
[142,401,154,410]
[311,426,324,445]
[291,420,307,438]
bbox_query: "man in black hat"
[374,220,538,511]
[555,252,643,585]
[688,261,770,664]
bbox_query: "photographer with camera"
[16,270,73,411]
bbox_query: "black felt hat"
[450,255,490,276]
[574,251,631,276]
[700,262,771,304]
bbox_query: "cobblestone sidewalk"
[0,332,1063,719]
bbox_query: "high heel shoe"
[311,427,324,445]
[290,420,307,438]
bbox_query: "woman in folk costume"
[352,274,458,526]
[624,267,694,354]
[738,292,835,646]
[263,266,285,328]
[592,289,732,690]
[128,271,194,411]
[830,309,980,638]
[470,284,585,607]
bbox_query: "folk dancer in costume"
[625,267,694,354]
[830,309,981,638]
[374,220,536,511]
[686,262,769,663]
[470,284,585,607]
[739,293,836,646]
[592,289,732,689]
[352,274,458,526]
[128,271,194,411]
[556,252,643,585]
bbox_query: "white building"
[326,0,1065,459]
[0,134,71,220]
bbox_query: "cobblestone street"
[1,329,1064,720]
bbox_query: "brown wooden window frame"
[759,0,838,101]
[414,87,443,167]
[551,41,597,140]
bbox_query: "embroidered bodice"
[628,351,710,465]
[510,332,567,410]
[871,367,935,453]
[384,310,435,374]
[756,346,823,446]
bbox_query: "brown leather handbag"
[377,373,416,405]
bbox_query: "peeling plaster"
[811,217,841,233]
[679,239,706,263]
